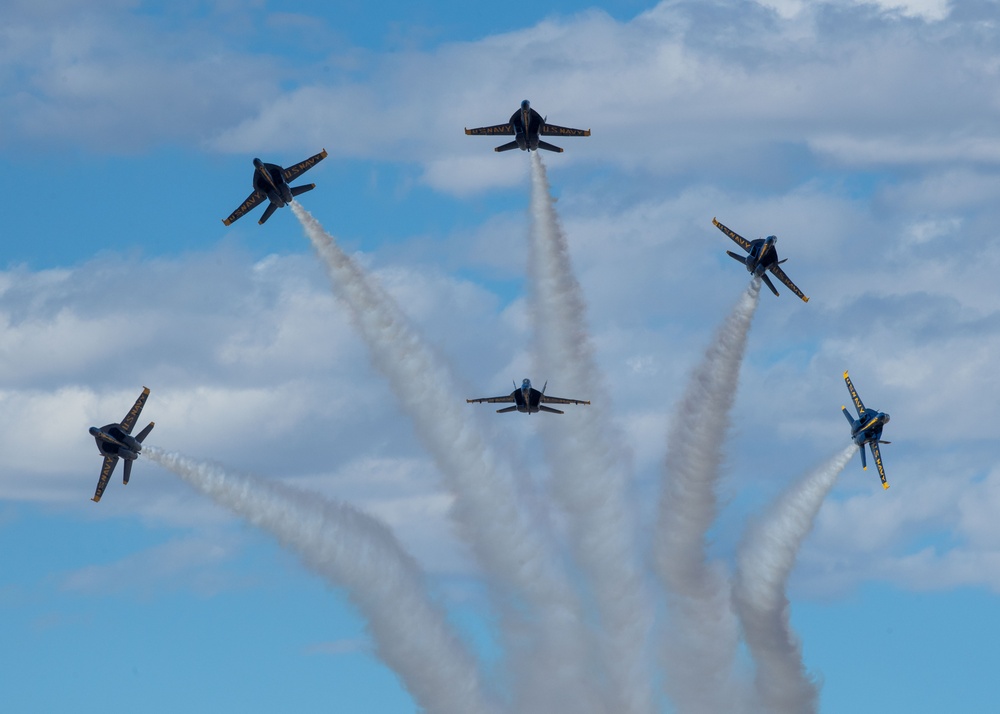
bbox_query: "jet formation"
[467,378,590,414]
[89,387,155,502]
[841,371,891,489]
[713,218,809,302]
[223,149,328,225]
[465,100,590,153]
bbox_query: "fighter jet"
[88,387,155,502]
[712,217,809,302]
[222,149,328,226]
[465,100,590,153]
[841,371,891,490]
[467,378,590,414]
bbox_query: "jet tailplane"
[726,250,748,265]
[760,273,779,296]
[136,422,155,444]
[860,444,868,470]
[537,140,564,153]
[841,407,856,426]
[123,458,132,485]
[496,406,518,413]
[494,141,519,152]
[258,202,280,225]
[538,405,565,414]
[290,183,316,197]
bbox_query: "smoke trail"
[733,445,855,714]
[290,203,601,714]
[145,446,495,714]
[654,279,761,714]
[527,152,655,714]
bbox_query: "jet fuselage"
[743,236,779,277]
[253,158,293,207]
[847,409,890,447]
[90,424,143,461]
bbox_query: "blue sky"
[3,0,1000,712]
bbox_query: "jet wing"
[467,394,516,404]
[540,395,591,406]
[223,190,266,226]
[282,149,328,184]
[768,264,809,302]
[843,371,865,415]
[713,217,752,252]
[465,124,515,136]
[870,441,889,490]
[92,455,119,503]
[540,123,591,137]
[120,387,150,434]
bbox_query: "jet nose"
[521,99,530,110]
[883,413,890,424]
[89,427,100,437]
[253,158,263,168]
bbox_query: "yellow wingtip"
[803,296,810,303]
[863,466,868,471]
[843,370,850,379]
[883,482,890,490]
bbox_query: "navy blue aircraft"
[712,217,809,302]
[465,100,590,153]
[89,387,155,502]
[467,378,590,414]
[223,149,328,225]
[841,371,891,490]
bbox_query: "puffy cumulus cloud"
[207,0,1000,193]
[0,2,287,151]
[0,244,508,560]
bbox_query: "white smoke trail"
[290,203,601,714]
[654,279,762,714]
[733,444,855,714]
[527,152,655,714]
[144,446,496,714]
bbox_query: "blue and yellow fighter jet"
[465,100,590,153]
[467,378,590,414]
[712,217,809,302]
[88,387,154,502]
[841,371,891,490]
[222,149,328,225]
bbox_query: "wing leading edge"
[843,371,865,416]
[282,149,328,184]
[92,455,119,503]
[870,441,889,490]
[540,123,590,137]
[120,387,150,434]
[223,191,266,226]
[712,217,752,252]
[768,264,809,302]
[465,124,515,136]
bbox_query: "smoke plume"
[733,445,856,714]
[654,279,762,713]
[527,152,656,714]
[291,203,601,714]
[144,446,496,714]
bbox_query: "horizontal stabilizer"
[538,405,565,414]
[879,440,891,444]
[537,140,564,153]
[496,406,518,413]
[258,202,279,225]
[494,141,519,152]
[760,273,779,296]
[726,250,747,265]
[123,458,132,485]
[841,406,856,426]
[136,421,155,444]
[290,183,316,197]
